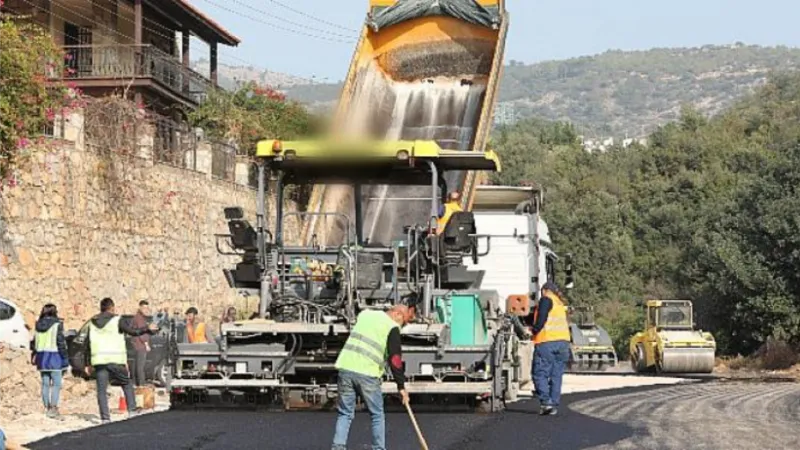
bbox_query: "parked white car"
[0,297,31,349]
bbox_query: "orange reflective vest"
[533,293,571,344]
[187,322,208,343]
[436,201,463,234]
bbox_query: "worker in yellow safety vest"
[331,305,411,450]
[184,307,213,343]
[85,297,158,423]
[32,303,69,419]
[436,191,463,234]
[530,282,571,416]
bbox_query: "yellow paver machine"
[169,0,525,412]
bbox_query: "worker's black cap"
[542,282,559,293]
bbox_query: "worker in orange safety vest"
[184,307,213,343]
[529,282,571,416]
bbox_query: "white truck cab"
[464,185,571,311]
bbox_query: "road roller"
[629,300,716,373]
[568,306,618,372]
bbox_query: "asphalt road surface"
[28,381,800,450]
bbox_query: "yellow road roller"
[629,300,716,373]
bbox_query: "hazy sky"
[191,0,800,81]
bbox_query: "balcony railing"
[59,44,211,104]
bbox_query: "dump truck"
[170,141,526,412]
[304,0,508,247]
[630,299,716,373]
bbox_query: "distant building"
[494,103,518,126]
[582,135,648,152]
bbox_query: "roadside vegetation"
[189,82,320,155]
[0,19,74,183]
[492,73,800,359]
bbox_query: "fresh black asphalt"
[28,387,658,450]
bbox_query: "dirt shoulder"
[1,348,167,447]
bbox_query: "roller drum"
[659,347,715,373]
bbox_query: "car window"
[74,321,91,344]
[0,300,16,321]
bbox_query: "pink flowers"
[16,137,30,149]
[252,85,286,102]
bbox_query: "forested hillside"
[492,73,800,357]
[270,44,800,136]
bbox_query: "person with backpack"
[31,303,70,419]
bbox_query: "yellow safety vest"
[533,293,571,344]
[335,310,398,378]
[89,316,127,365]
[436,201,463,234]
[34,323,59,352]
[187,322,208,343]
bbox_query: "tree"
[189,82,319,154]
[492,73,800,356]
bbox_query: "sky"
[190,0,800,81]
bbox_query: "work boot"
[47,407,63,420]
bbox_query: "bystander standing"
[131,300,151,387]
[31,303,69,419]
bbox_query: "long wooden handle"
[405,402,430,450]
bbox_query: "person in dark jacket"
[528,282,571,416]
[131,300,151,387]
[84,298,158,423]
[31,304,69,419]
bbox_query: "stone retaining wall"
[0,115,296,330]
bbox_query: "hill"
[213,44,800,137]
[500,44,800,137]
[192,58,313,91]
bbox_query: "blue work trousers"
[332,369,385,450]
[532,340,571,407]
[40,370,63,409]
